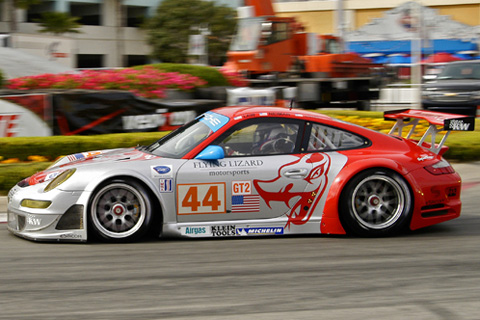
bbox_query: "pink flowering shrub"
[6,66,208,99]
[219,68,248,87]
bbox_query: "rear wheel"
[339,169,412,237]
[89,179,153,242]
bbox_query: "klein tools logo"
[0,114,20,137]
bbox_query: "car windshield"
[438,63,480,80]
[144,112,229,158]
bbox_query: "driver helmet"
[253,123,286,149]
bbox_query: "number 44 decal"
[177,183,226,215]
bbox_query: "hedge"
[0,132,167,162]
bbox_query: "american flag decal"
[67,153,85,161]
[232,195,260,213]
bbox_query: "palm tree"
[2,0,40,32]
[35,12,82,36]
[115,0,125,67]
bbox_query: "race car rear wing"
[384,109,475,154]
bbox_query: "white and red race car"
[7,106,475,242]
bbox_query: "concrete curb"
[0,196,5,214]
[0,197,6,223]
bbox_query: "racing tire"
[339,169,412,237]
[88,179,153,242]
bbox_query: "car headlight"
[421,90,434,100]
[44,169,76,192]
[21,199,52,209]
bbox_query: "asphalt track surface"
[0,162,479,320]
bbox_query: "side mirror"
[195,145,225,160]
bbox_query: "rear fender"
[321,157,411,234]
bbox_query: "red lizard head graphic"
[253,153,331,228]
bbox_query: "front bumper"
[7,185,88,242]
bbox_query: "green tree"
[13,0,39,9]
[144,0,236,65]
[35,12,82,36]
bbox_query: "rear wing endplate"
[384,109,475,154]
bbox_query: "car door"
[175,118,314,223]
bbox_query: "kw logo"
[0,114,20,137]
[447,119,471,131]
[27,215,42,226]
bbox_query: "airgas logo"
[181,226,211,237]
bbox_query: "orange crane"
[224,0,384,110]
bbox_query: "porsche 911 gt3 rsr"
[7,106,475,242]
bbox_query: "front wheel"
[88,179,153,242]
[339,170,412,237]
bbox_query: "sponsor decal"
[232,181,251,195]
[446,186,458,197]
[59,233,83,239]
[193,159,264,169]
[236,227,284,236]
[152,165,173,178]
[267,112,291,117]
[417,155,435,162]
[210,170,250,177]
[181,226,211,237]
[199,111,229,132]
[444,118,474,131]
[212,225,236,236]
[26,214,42,226]
[8,188,17,204]
[177,183,226,215]
[66,152,102,162]
[159,178,173,193]
[45,171,61,181]
[67,153,85,162]
[430,186,441,199]
[426,199,445,206]
[232,195,260,213]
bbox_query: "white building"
[0,0,166,69]
[1,0,478,70]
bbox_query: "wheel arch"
[86,173,164,239]
[321,158,415,235]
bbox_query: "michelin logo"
[236,227,284,236]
